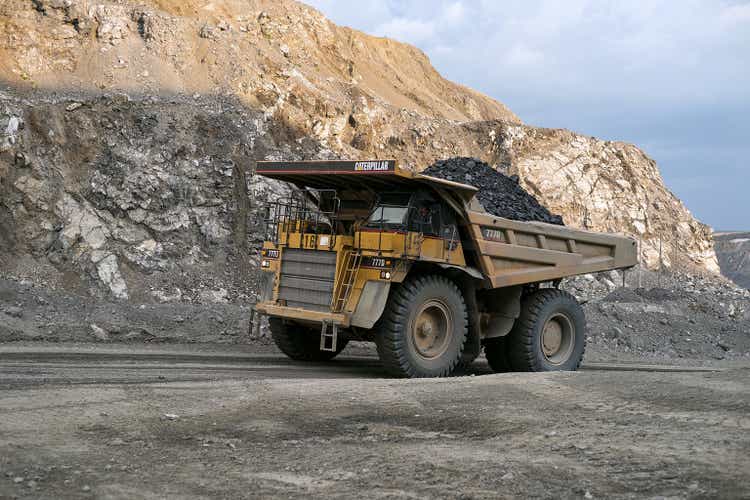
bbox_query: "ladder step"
[319,321,338,352]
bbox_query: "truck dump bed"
[467,210,637,287]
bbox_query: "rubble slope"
[0,0,719,303]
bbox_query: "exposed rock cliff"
[496,125,718,272]
[0,92,282,301]
[0,0,719,300]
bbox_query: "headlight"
[319,235,330,247]
[380,271,391,279]
[261,260,270,268]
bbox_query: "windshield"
[367,206,409,226]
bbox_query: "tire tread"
[506,289,586,372]
[376,275,468,378]
[269,318,347,361]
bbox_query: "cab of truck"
[256,165,473,322]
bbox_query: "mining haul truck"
[253,160,637,378]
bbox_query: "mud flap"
[351,281,391,329]
[460,280,482,365]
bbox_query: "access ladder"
[321,249,361,352]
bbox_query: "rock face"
[495,125,719,272]
[715,232,750,290]
[0,0,719,300]
[0,92,302,301]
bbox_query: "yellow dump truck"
[253,160,637,377]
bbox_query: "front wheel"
[375,275,468,378]
[506,289,586,372]
[269,318,348,361]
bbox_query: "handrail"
[261,189,341,248]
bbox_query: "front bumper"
[254,301,350,327]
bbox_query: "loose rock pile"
[423,157,564,225]
[567,269,750,362]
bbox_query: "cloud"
[371,1,469,44]
[375,17,436,44]
[503,44,545,67]
[720,3,750,25]
[441,1,465,24]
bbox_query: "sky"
[305,0,750,230]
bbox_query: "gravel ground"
[1,266,748,499]
[0,344,748,499]
[0,277,262,345]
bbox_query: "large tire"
[375,275,468,378]
[483,336,512,373]
[507,289,586,372]
[269,318,348,361]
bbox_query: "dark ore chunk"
[423,157,565,226]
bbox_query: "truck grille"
[278,249,337,312]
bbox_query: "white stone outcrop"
[92,252,129,299]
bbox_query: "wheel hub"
[542,321,563,355]
[540,313,575,364]
[412,300,452,359]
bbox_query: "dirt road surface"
[1,344,749,499]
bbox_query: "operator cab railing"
[262,189,340,248]
[260,187,460,262]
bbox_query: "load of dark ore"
[423,157,565,226]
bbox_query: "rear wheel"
[375,275,468,378]
[506,289,586,372]
[269,318,348,361]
